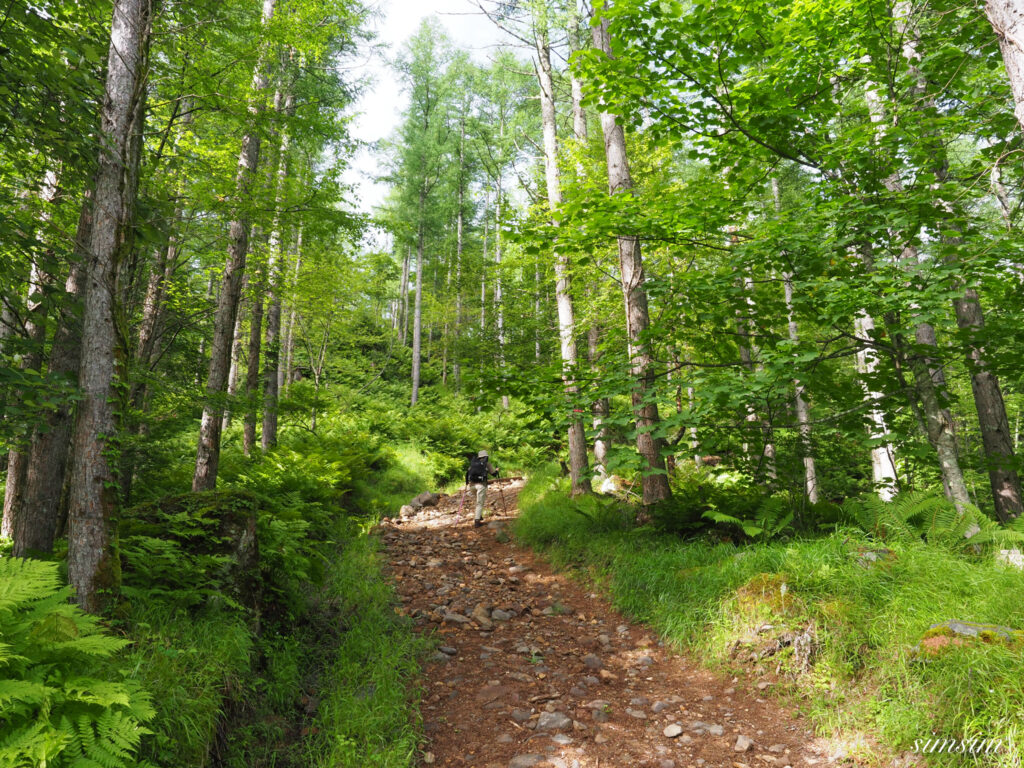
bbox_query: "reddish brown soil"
[381,480,840,768]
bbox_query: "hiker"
[466,449,499,527]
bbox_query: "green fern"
[0,559,154,768]
[841,490,1024,553]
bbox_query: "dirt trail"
[381,480,837,768]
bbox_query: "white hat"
[478,449,489,458]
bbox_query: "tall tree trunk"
[495,167,509,410]
[16,190,93,554]
[411,204,424,406]
[535,14,590,495]
[6,170,60,545]
[282,225,302,393]
[68,0,152,612]
[853,311,898,499]
[263,89,294,453]
[985,0,1024,130]
[454,123,465,390]
[588,323,611,476]
[592,15,671,505]
[773,178,818,502]
[223,276,246,432]
[244,265,265,456]
[193,0,276,491]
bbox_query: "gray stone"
[927,619,1018,640]
[536,711,572,732]
[583,654,603,670]
[496,733,514,744]
[734,734,754,752]
[651,701,671,713]
[659,761,676,768]
[443,612,471,625]
[768,744,786,754]
[509,755,545,768]
[637,656,655,667]
[492,609,515,621]
[551,734,573,745]
[399,505,416,518]
[438,646,457,656]
[757,681,772,691]
[663,724,684,738]
[410,492,440,508]
[426,558,444,568]
[511,708,533,724]
[472,603,494,630]
[626,708,647,719]
[630,696,650,708]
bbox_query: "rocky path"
[381,480,838,768]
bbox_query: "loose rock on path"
[381,480,838,768]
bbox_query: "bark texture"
[68,0,151,611]
[193,0,276,490]
[535,15,590,496]
[592,15,670,505]
[986,0,1024,130]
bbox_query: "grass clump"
[514,470,1024,766]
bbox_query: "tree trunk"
[244,267,265,456]
[193,0,276,491]
[592,15,671,506]
[282,225,302,393]
[588,323,611,476]
[6,170,60,546]
[263,90,293,453]
[411,204,424,407]
[68,0,152,612]
[535,15,590,495]
[736,274,777,483]
[399,245,411,346]
[985,0,1024,130]
[773,178,818,502]
[223,275,246,432]
[16,190,92,554]
[853,311,898,499]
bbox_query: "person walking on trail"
[466,449,499,527]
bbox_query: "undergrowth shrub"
[0,558,154,768]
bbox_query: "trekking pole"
[457,484,468,517]
[497,475,508,515]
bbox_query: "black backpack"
[467,455,488,482]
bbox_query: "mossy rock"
[917,620,1024,658]
[735,572,804,618]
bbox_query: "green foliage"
[0,559,154,768]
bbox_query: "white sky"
[343,0,509,222]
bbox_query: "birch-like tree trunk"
[985,0,1024,130]
[223,277,246,432]
[853,311,898,499]
[263,88,294,452]
[282,225,302,392]
[68,0,152,611]
[193,0,276,491]
[534,11,590,495]
[773,178,818,502]
[592,15,671,505]
[244,263,265,455]
[411,196,424,406]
